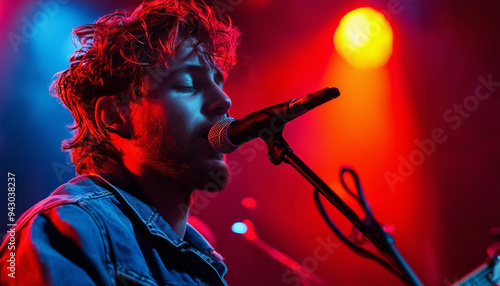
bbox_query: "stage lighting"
[334,7,393,69]
[241,197,257,209]
[231,222,248,234]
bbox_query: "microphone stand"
[264,131,423,286]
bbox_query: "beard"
[132,106,230,192]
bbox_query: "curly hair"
[50,0,241,174]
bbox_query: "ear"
[95,96,132,139]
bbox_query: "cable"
[313,167,410,284]
[339,167,372,216]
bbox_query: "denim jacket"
[0,175,228,285]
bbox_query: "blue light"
[231,222,248,234]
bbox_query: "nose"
[204,86,232,118]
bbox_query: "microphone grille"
[208,118,238,154]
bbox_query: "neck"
[93,160,193,238]
[135,171,193,238]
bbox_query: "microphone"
[208,87,340,153]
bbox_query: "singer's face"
[131,38,232,192]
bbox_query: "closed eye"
[172,85,196,94]
[214,71,224,90]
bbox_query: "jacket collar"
[86,173,220,261]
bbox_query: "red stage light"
[241,197,257,209]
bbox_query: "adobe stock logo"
[384,73,500,192]
[281,235,341,285]
[212,0,242,18]
[7,0,71,53]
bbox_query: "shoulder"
[1,175,114,247]
[53,174,114,200]
[0,175,116,284]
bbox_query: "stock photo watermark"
[212,0,243,19]
[282,234,341,285]
[6,172,17,279]
[7,0,71,54]
[384,73,500,192]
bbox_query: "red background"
[1,0,500,285]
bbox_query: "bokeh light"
[241,197,257,209]
[231,222,248,234]
[334,7,393,69]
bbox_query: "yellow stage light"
[334,7,393,69]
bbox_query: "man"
[0,0,241,285]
